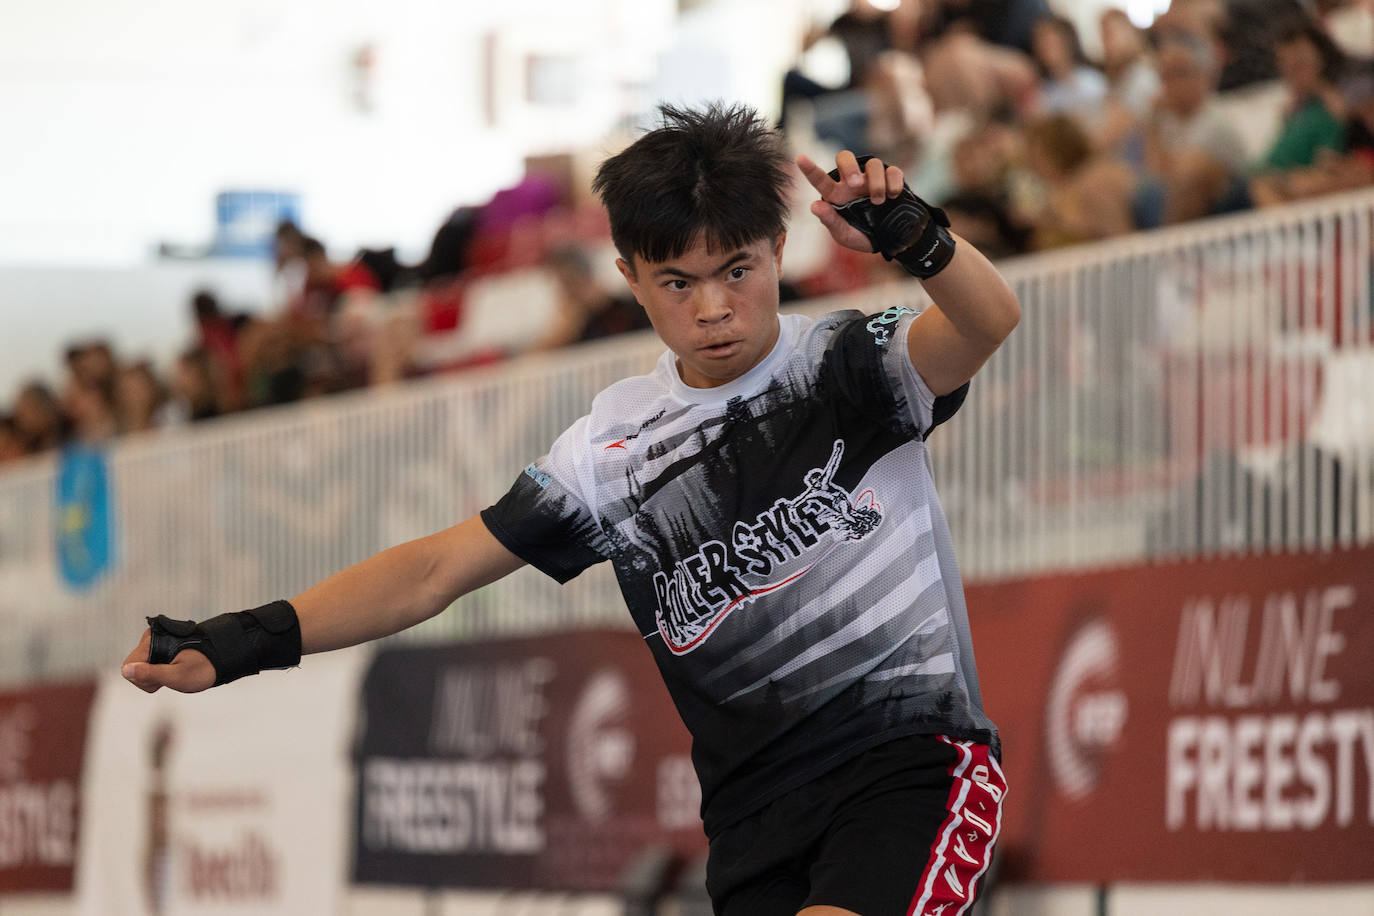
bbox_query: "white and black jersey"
[481,309,998,836]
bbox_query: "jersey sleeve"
[827,308,969,439]
[480,415,611,583]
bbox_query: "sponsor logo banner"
[352,631,704,890]
[971,547,1374,882]
[0,682,95,893]
[75,651,366,916]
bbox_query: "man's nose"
[695,284,732,323]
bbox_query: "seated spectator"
[115,362,169,434]
[921,30,1040,119]
[63,378,119,445]
[533,244,652,350]
[1256,20,1347,173]
[1215,0,1309,90]
[1097,8,1161,154]
[0,416,25,465]
[943,192,1032,259]
[941,117,1030,258]
[1250,63,1374,205]
[65,340,118,394]
[1031,14,1108,120]
[297,236,381,322]
[239,318,306,408]
[11,382,67,454]
[1020,114,1138,248]
[168,348,224,423]
[273,219,308,307]
[1142,31,1250,223]
[918,0,1052,56]
[863,51,938,168]
[191,290,245,410]
[780,1,898,149]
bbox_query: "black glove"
[826,155,956,279]
[147,600,301,687]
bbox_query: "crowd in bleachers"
[2,0,1372,467]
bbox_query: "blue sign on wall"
[56,445,116,589]
[214,190,301,258]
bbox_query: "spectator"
[115,362,169,434]
[1215,0,1309,90]
[168,348,223,423]
[921,31,1039,118]
[65,340,118,393]
[1250,63,1374,204]
[1020,113,1138,247]
[273,219,308,305]
[191,290,245,410]
[942,117,1029,258]
[11,382,67,454]
[0,416,25,466]
[64,378,119,445]
[239,319,306,408]
[1142,31,1249,224]
[1031,14,1108,119]
[297,236,381,322]
[943,192,1032,259]
[1257,20,1347,173]
[1097,8,1161,154]
[919,0,1052,56]
[533,244,652,350]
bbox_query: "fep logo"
[566,670,634,824]
[1045,619,1128,800]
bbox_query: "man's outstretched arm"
[121,516,525,693]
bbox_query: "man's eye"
[729,266,749,280]
[665,279,687,291]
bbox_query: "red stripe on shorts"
[906,736,1006,916]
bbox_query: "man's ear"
[773,232,787,271]
[615,257,644,305]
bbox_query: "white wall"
[0,0,813,271]
[0,0,813,398]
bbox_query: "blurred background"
[1,0,1372,913]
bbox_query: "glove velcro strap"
[893,215,956,280]
[826,155,956,279]
[146,600,302,687]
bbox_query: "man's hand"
[797,151,907,253]
[121,628,216,694]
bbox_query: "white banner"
[74,648,368,916]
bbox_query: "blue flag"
[56,445,116,589]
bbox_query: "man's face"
[617,234,785,390]
[1158,45,1209,114]
[1276,37,1324,97]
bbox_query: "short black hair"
[1274,18,1345,85]
[592,103,791,266]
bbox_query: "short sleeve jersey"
[481,309,999,836]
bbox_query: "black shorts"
[705,734,1005,916]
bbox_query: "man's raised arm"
[797,150,1020,396]
[120,516,525,694]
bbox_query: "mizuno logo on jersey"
[652,439,883,655]
[603,408,668,451]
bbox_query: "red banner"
[0,681,96,892]
[969,547,1374,882]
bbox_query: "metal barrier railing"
[2,190,1371,685]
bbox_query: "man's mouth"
[700,340,741,357]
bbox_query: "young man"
[122,104,1018,916]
